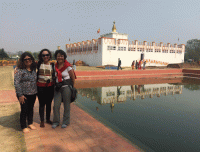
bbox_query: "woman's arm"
[14,69,23,97]
[69,69,75,86]
[14,69,27,104]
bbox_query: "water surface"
[75,83,200,152]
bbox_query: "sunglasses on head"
[23,58,32,61]
[42,54,50,57]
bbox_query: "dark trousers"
[37,85,54,122]
[117,65,122,70]
[19,94,36,129]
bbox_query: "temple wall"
[66,38,185,67]
[67,49,102,66]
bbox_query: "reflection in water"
[182,77,200,90]
[184,84,200,90]
[76,83,200,152]
[78,83,183,110]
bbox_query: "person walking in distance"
[131,60,135,70]
[135,60,138,70]
[73,59,76,71]
[117,58,122,70]
[138,60,142,70]
[143,60,146,70]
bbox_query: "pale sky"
[1,0,200,53]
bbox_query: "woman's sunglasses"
[42,54,50,57]
[23,58,32,61]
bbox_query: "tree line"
[184,39,200,62]
[0,48,10,59]
[0,49,56,60]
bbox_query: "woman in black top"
[14,52,37,133]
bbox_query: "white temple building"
[66,21,185,67]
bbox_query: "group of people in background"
[118,58,146,70]
[14,49,76,133]
[132,60,146,70]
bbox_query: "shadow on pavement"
[0,111,21,131]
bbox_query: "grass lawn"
[0,103,26,152]
[0,66,15,90]
[0,66,26,152]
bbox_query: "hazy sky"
[1,0,200,53]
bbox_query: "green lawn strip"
[0,103,27,152]
[0,66,15,90]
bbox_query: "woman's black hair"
[17,52,37,71]
[54,49,67,59]
[38,49,52,65]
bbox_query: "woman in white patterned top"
[37,49,55,128]
[14,52,37,133]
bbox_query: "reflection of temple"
[77,84,183,106]
[128,84,182,100]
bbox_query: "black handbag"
[55,79,72,92]
[55,82,63,91]
[68,85,77,103]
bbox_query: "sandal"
[28,124,36,130]
[22,128,30,133]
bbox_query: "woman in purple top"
[14,52,37,133]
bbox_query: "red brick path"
[0,90,18,103]
[24,100,141,152]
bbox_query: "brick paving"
[24,100,141,152]
[0,90,18,103]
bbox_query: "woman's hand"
[14,67,18,74]
[19,95,27,104]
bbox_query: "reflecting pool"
[75,83,200,152]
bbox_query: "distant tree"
[184,84,200,90]
[51,51,55,60]
[0,48,10,59]
[17,51,23,57]
[33,52,40,60]
[24,51,33,56]
[184,39,200,62]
